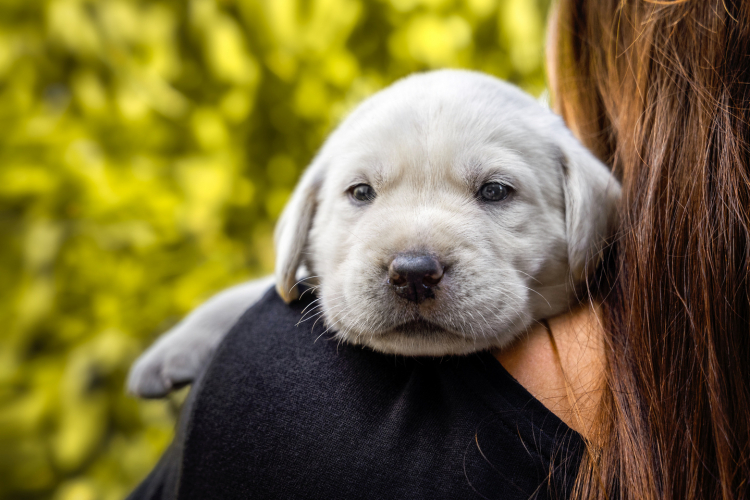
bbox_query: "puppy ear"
[558,135,621,281]
[274,160,325,303]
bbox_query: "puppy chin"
[341,319,500,357]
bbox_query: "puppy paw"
[127,348,173,398]
[126,278,274,398]
[127,339,212,398]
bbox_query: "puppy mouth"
[364,317,481,356]
[381,319,452,337]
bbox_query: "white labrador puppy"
[128,70,620,398]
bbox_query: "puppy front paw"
[127,338,212,398]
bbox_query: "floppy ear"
[558,135,621,281]
[274,160,325,303]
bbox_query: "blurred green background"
[0,0,550,498]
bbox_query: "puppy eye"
[478,182,511,202]
[349,183,377,204]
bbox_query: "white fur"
[127,70,620,397]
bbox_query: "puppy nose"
[388,254,444,303]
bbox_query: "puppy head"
[275,70,620,356]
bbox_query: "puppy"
[128,69,620,398]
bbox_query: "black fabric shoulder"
[129,286,583,500]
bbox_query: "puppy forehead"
[324,89,559,189]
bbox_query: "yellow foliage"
[0,0,550,498]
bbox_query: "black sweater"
[129,287,583,500]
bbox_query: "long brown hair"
[549,0,750,498]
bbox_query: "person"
[547,1,750,498]
[129,1,750,499]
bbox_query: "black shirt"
[129,287,583,500]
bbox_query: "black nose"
[388,254,444,303]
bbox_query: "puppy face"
[275,70,620,356]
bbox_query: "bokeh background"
[0,0,550,498]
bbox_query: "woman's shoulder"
[132,288,584,500]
